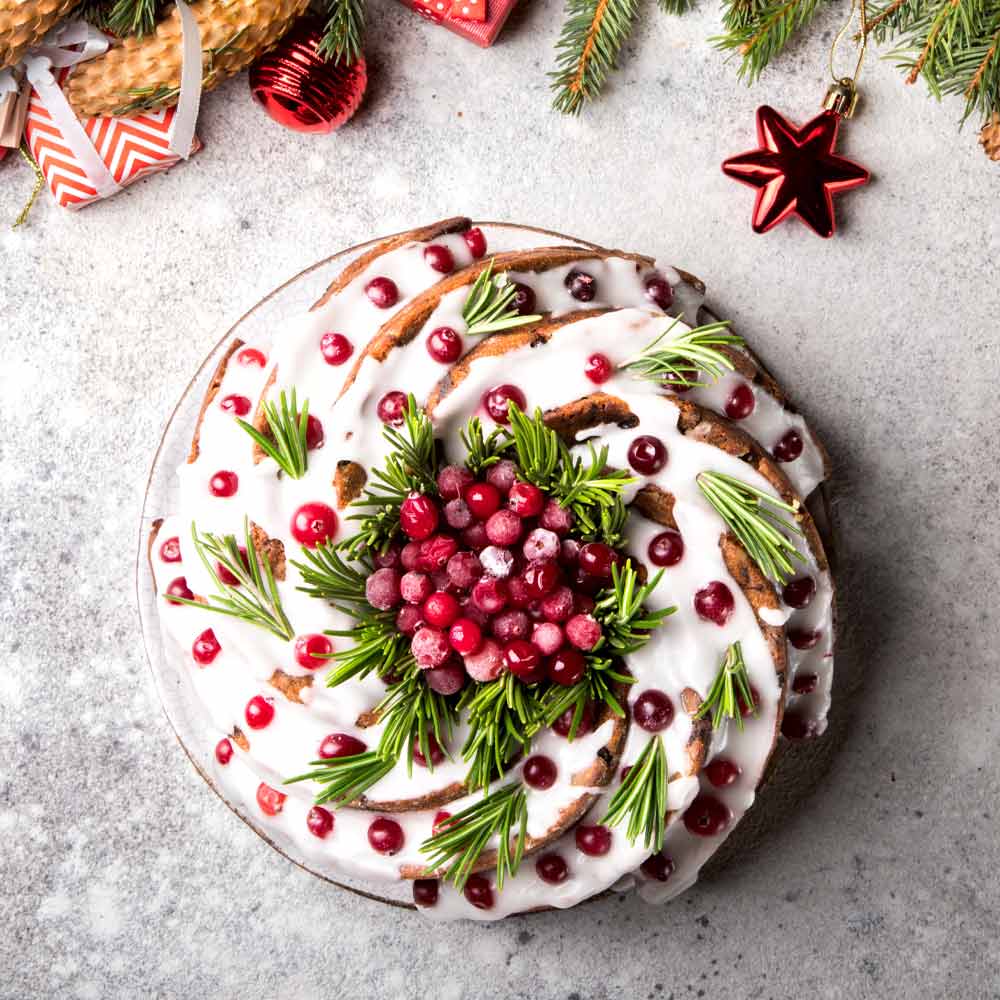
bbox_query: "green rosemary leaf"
[463,261,542,336]
[621,319,744,389]
[237,388,310,479]
[694,641,756,730]
[323,612,415,687]
[601,734,668,851]
[285,750,395,807]
[291,541,370,605]
[592,560,676,655]
[460,416,514,475]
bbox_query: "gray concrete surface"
[3,2,999,997]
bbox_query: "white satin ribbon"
[0,69,18,97]
[170,0,203,160]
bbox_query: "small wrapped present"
[398,0,519,47]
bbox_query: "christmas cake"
[148,218,835,919]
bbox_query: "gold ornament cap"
[823,79,859,118]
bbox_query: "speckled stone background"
[3,2,999,998]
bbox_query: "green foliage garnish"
[694,641,757,730]
[317,0,366,65]
[291,540,370,607]
[237,388,310,480]
[621,319,744,389]
[463,260,543,336]
[592,560,676,656]
[323,611,415,688]
[460,416,514,475]
[602,735,668,851]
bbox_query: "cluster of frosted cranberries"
[362,459,623,724]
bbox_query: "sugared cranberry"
[471,577,508,614]
[789,628,821,650]
[640,853,675,882]
[396,605,425,635]
[237,348,267,367]
[412,733,445,768]
[705,758,741,787]
[256,783,286,816]
[209,470,238,497]
[648,530,684,567]
[425,661,466,694]
[215,738,233,765]
[628,435,668,475]
[419,535,459,572]
[782,710,819,740]
[552,702,594,737]
[644,274,674,311]
[531,622,564,656]
[366,568,402,610]
[577,542,617,579]
[565,614,602,651]
[508,482,544,517]
[573,591,596,615]
[485,460,518,494]
[438,465,474,500]
[424,244,455,274]
[464,874,494,910]
[565,269,596,302]
[483,384,526,424]
[443,499,473,530]
[424,591,460,628]
[523,754,557,789]
[492,610,530,642]
[427,326,463,363]
[510,283,537,315]
[782,576,816,609]
[773,429,804,463]
[295,633,332,670]
[633,689,674,731]
[559,538,581,566]
[507,575,534,609]
[411,627,451,668]
[245,695,275,729]
[548,647,586,686]
[400,541,423,570]
[220,394,251,417]
[413,879,439,907]
[320,331,353,366]
[159,536,182,563]
[375,546,401,569]
[536,853,569,884]
[377,390,408,426]
[307,806,335,838]
[305,414,324,450]
[725,383,756,420]
[401,571,432,605]
[432,810,453,835]
[504,639,541,680]
[192,629,221,665]
[464,482,501,521]
[399,493,439,540]
[365,276,399,309]
[522,561,560,599]
[485,510,522,546]
[449,617,483,655]
[463,227,487,258]
[165,577,193,604]
[540,586,574,623]
[464,638,505,682]
[792,673,819,694]
[540,500,573,535]
[576,825,612,856]
[694,581,735,625]
[585,353,613,385]
[368,817,404,854]
[447,551,483,589]
[290,502,338,547]
[319,733,367,759]
[683,795,731,836]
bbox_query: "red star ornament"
[722,105,869,238]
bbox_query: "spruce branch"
[105,0,164,36]
[694,641,757,729]
[318,0,366,65]
[237,388,310,480]
[621,319,744,389]
[601,735,668,851]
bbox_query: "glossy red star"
[722,105,869,238]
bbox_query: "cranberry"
[483,384,526,424]
[565,269,596,302]
[705,758,741,787]
[492,610,530,642]
[573,591,596,615]
[400,541,423,570]
[694,581,735,625]
[427,326,463,363]
[412,733,445,767]
[399,493,439,540]
[365,276,399,309]
[305,414,324,450]
[540,500,573,535]
[411,627,451,668]
[471,577,508,615]
[424,592,460,628]
[159,536,181,563]
[366,568,402,610]
[540,586,574,623]
[559,539,581,566]
[215,546,248,586]
[661,366,698,393]
[400,571,432,605]
[245,695,275,729]
[522,561,559,599]
[209,470,238,497]
[535,853,569,884]
[426,661,466,695]
[424,243,455,274]
[432,810,453,835]
[464,638,505,682]
[523,754,557,789]
[447,551,483,589]
[577,541,617,579]
[165,577,193,604]
[548,647,586,686]
[507,575,534,608]
[773,429,804,463]
[377,390,408,426]
[192,629,221,665]
[576,825,612,856]
[368,817,405,854]
[485,510,523,546]
[438,465,474,500]
[307,806,335,838]
[219,394,251,417]
[485,460,518,494]
[628,435,668,475]
[789,628,821,650]
[463,227,487,258]
[295,633,332,670]
[725,383,756,420]
[375,546,401,569]
[640,853,675,882]
[413,879,439,907]
[320,331,353,366]
[449,617,483,655]
[215,738,233,765]
[510,282,537,315]
[643,531,683,570]
[464,482,501,520]
[683,795,731,836]
[552,702,594,737]
[464,874,494,910]
[531,622,564,656]
[739,685,760,719]
[644,274,674,311]
[290,502,338,547]
[782,710,819,740]
[792,673,819,694]
[508,482,545,517]
[782,576,816,609]
[319,733,367,759]
[238,347,267,368]
[256,783,286,816]
[443,499,473,530]
[396,605,425,635]
[419,534,459,572]
[504,639,541,680]
[633,689,674,731]
[565,614,602,651]
[585,353,613,385]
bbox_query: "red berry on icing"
[449,617,483,655]
[485,460,518,495]
[192,628,221,665]
[492,610,530,642]
[548,647,586,686]
[683,795,731,836]
[694,581,735,625]
[245,695,275,729]
[413,879,439,907]
[504,639,541,681]
[483,384,526,424]
[165,577,193,604]
[485,510,523,547]
[782,576,816,609]
[365,276,399,309]
[256,783,286,816]
[424,243,455,274]
[424,591,460,628]
[159,536,181,563]
[305,414,324,450]
[291,502,338,547]
[648,530,684,567]
[209,470,238,497]
[368,817,404,854]
[789,628,821,650]
[437,465,474,500]
[565,613,601,651]
[640,853,675,882]
[411,627,451,668]
[575,825,612,856]
[471,577,509,614]
[705,758,741,787]
[426,661,466,694]
[725,383,756,420]
[585,353,613,385]
[220,394,251,416]
[552,701,594,738]
[399,493,439,540]
[510,282,536,315]
[633,689,674,731]
[320,332,353,366]
[508,482,544,517]
[577,541,617,579]
[628,435,668,475]
[464,482,501,520]
[446,551,483,589]
[536,853,569,884]
[432,810,453,836]
[412,733,445,768]
[464,875,494,910]
[565,269,596,302]
[463,227,487,258]
[792,673,818,694]
[523,754,557,789]
[377,390,408,426]
[215,738,233,765]
[307,806,335,839]
[319,733,367,759]
[773,429,804,463]
[237,348,267,367]
[427,326,463,363]
[644,275,674,311]
[531,621,564,656]
[464,637,505,682]
[782,710,819,740]
[295,633,332,669]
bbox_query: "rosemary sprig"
[462,261,542,336]
[317,0,366,65]
[697,471,805,583]
[168,518,293,641]
[694,642,757,730]
[324,610,415,687]
[291,540,369,606]
[592,560,676,656]
[420,782,529,890]
[621,319,744,389]
[237,388,310,479]
[460,416,513,475]
[601,735,668,851]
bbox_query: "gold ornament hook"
[826,0,868,117]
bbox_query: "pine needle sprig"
[287,749,395,807]
[621,319,744,389]
[592,560,676,656]
[697,471,805,583]
[694,641,757,729]
[463,261,543,336]
[318,0,366,65]
[460,416,514,475]
[169,518,294,641]
[575,497,630,548]
[550,0,641,114]
[659,0,696,12]
[601,734,668,851]
[323,611,415,687]
[540,657,632,736]
[420,782,529,889]
[237,389,310,479]
[291,541,370,606]
[105,0,164,36]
